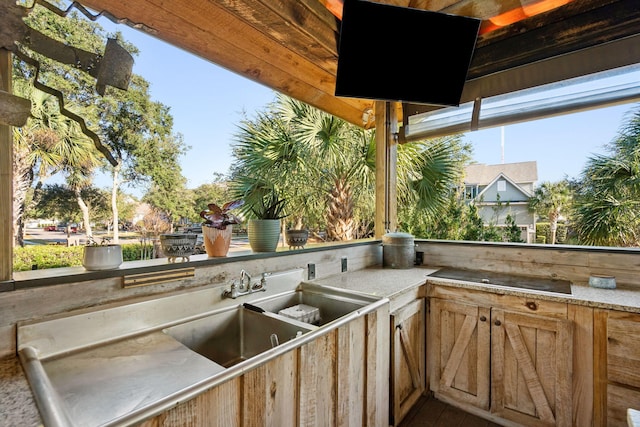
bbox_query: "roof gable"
[464,161,538,185]
[477,173,533,200]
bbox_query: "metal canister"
[382,232,415,269]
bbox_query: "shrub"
[536,222,568,244]
[14,242,149,271]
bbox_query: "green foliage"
[504,214,524,243]
[399,197,517,243]
[190,176,233,223]
[251,191,287,220]
[571,106,640,246]
[232,178,287,220]
[536,222,568,244]
[14,2,189,244]
[120,243,146,262]
[13,245,84,271]
[528,180,573,244]
[13,242,146,271]
[34,184,110,223]
[230,95,470,239]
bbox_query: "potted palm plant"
[247,190,287,252]
[199,199,244,257]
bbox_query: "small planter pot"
[160,233,197,262]
[202,225,233,257]
[83,245,123,271]
[286,229,309,249]
[248,219,281,252]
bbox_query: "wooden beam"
[79,0,374,127]
[469,0,640,79]
[375,102,386,238]
[0,48,13,282]
[374,101,398,238]
[388,103,398,233]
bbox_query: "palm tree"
[528,180,573,244]
[230,94,469,241]
[572,107,640,246]
[12,84,98,246]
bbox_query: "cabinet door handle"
[479,315,487,322]
[494,320,502,326]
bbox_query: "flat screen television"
[335,0,481,107]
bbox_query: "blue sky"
[98,20,638,193]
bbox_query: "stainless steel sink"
[163,306,314,367]
[252,282,378,326]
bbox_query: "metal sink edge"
[17,271,388,427]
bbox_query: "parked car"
[193,235,205,254]
[44,225,57,231]
[185,223,203,234]
[56,223,78,233]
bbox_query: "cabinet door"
[491,309,573,427]
[429,298,491,410]
[595,310,640,427]
[391,299,425,426]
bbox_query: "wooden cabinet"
[429,287,573,427]
[390,298,426,426]
[429,298,491,410]
[595,309,640,427]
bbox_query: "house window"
[464,185,478,200]
[497,180,506,192]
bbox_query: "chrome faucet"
[240,269,251,290]
[222,269,267,299]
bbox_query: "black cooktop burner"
[428,268,572,294]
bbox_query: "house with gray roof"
[462,161,538,243]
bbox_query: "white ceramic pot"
[82,245,123,270]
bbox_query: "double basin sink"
[164,282,376,368]
[18,277,382,426]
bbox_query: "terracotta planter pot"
[82,244,123,270]
[202,225,233,257]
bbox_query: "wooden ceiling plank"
[147,0,340,87]
[469,0,640,78]
[79,0,371,125]
[300,0,341,28]
[215,0,339,70]
[476,0,619,45]
[438,0,521,19]
[79,0,337,93]
[250,0,339,52]
[419,0,462,10]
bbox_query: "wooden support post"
[374,101,398,238]
[0,48,13,281]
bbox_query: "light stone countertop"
[4,264,640,426]
[313,265,640,314]
[0,355,42,426]
[310,266,437,299]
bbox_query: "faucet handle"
[223,279,240,299]
[257,272,270,289]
